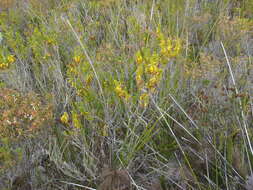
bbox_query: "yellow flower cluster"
[136,52,162,88]
[156,27,182,60]
[134,27,182,108]
[0,55,15,70]
[114,80,130,101]
[135,51,162,107]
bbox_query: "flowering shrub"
[0,88,53,140]
[0,87,53,174]
[113,27,182,108]
[132,27,182,107]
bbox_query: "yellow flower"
[46,38,55,45]
[161,47,167,56]
[147,76,159,89]
[114,80,130,100]
[139,93,149,108]
[115,85,123,95]
[85,74,93,86]
[73,55,81,63]
[135,51,143,65]
[147,64,159,75]
[167,38,173,48]
[0,62,9,70]
[60,112,69,124]
[136,74,142,81]
[7,55,15,64]
[72,112,81,129]
[135,65,145,89]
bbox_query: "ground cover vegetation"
[0,0,253,189]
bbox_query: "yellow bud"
[7,55,15,64]
[136,75,144,89]
[60,112,69,124]
[136,51,143,65]
[73,56,81,63]
[85,74,93,86]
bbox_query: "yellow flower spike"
[60,112,69,124]
[73,55,81,63]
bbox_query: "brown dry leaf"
[98,167,131,190]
